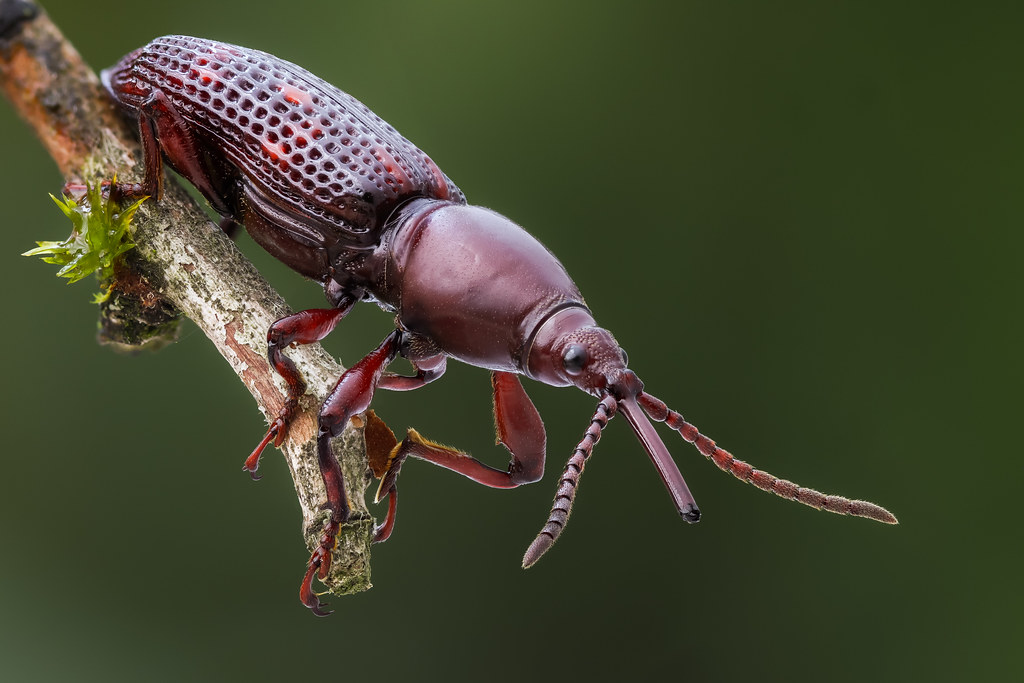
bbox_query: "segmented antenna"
[523,396,618,568]
[636,392,898,524]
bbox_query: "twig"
[0,1,373,595]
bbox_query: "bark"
[0,1,373,596]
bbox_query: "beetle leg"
[371,371,546,543]
[218,217,242,238]
[112,91,236,218]
[360,410,401,543]
[345,355,447,543]
[377,355,447,391]
[108,105,162,203]
[301,330,402,615]
[244,300,356,478]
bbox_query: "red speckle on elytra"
[423,155,450,199]
[372,145,412,187]
[261,139,290,162]
[192,66,219,85]
[276,84,313,107]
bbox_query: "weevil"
[102,35,897,615]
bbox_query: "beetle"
[101,35,897,615]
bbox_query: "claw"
[372,434,409,503]
[299,519,340,615]
[371,487,398,544]
[244,419,282,480]
[61,181,93,200]
[299,560,333,617]
[373,461,403,504]
[369,437,407,543]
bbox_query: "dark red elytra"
[103,35,461,249]
[102,36,897,616]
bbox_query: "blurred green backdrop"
[2,1,1020,681]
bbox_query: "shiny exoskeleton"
[103,36,897,616]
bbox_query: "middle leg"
[372,370,546,542]
[300,330,402,615]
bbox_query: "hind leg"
[371,371,546,543]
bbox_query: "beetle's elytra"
[102,36,897,615]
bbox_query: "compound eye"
[562,344,588,376]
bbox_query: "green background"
[1,1,1019,681]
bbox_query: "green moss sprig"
[23,180,145,303]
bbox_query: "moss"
[23,180,143,303]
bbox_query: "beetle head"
[522,306,898,567]
[522,306,701,567]
[525,308,669,411]
[525,307,627,395]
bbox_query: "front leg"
[300,330,401,616]
[111,90,234,216]
[244,299,355,478]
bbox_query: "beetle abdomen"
[107,35,463,244]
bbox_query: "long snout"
[618,395,701,522]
